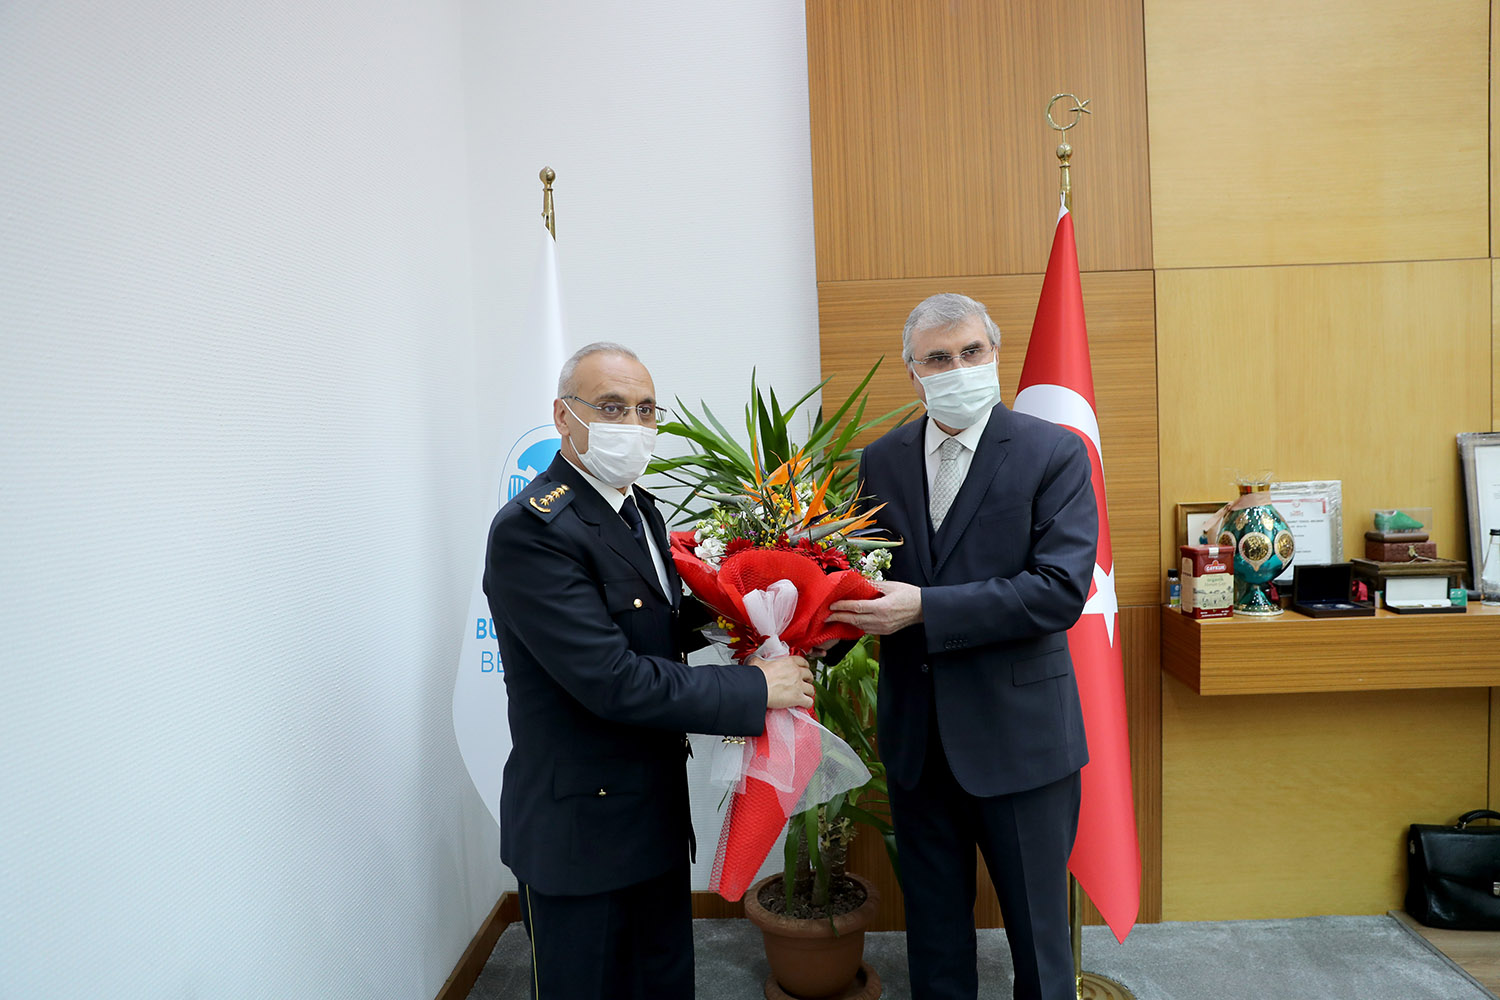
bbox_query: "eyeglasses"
[564,395,669,426]
[910,343,996,372]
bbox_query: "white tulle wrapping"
[743,579,797,659]
[709,579,870,814]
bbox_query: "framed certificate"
[1175,501,1225,551]
[1459,432,1500,584]
[1267,480,1343,584]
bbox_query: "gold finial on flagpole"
[1046,94,1091,212]
[540,166,556,238]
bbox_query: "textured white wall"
[0,1,499,997]
[0,0,820,995]
[461,0,822,892]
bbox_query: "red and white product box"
[1180,544,1234,619]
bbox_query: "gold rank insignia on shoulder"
[529,484,570,513]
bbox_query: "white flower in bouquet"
[859,548,892,581]
[693,518,734,569]
[694,532,727,569]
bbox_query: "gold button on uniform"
[632,598,643,608]
[596,788,607,797]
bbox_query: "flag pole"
[1046,94,1136,1000]
[540,166,556,238]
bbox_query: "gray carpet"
[470,913,1496,1000]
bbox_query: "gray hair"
[557,341,641,398]
[901,293,1001,362]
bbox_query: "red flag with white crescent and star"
[1013,197,1140,943]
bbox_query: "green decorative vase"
[1216,483,1296,616]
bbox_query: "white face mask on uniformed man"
[563,399,657,488]
[917,361,1001,430]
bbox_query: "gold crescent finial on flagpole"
[1046,94,1091,212]
[540,166,556,238]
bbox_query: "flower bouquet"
[669,452,896,901]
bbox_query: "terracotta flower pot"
[742,872,881,999]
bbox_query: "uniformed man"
[483,341,814,1000]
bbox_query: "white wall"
[461,0,822,892]
[1,0,821,995]
[0,1,499,997]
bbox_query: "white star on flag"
[1081,561,1118,647]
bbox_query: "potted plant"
[649,364,912,998]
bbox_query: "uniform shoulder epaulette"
[517,480,575,522]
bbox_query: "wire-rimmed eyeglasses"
[564,395,669,426]
[909,343,996,372]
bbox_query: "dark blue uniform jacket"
[484,454,767,896]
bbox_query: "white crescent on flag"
[1012,382,1101,459]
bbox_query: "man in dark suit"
[828,294,1098,1000]
[483,342,814,1000]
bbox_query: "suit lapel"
[931,405,1013,576]
[548,456,668,600]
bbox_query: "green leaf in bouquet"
[785,514,864,544]
[845,536,902,550]
[698,492,757,508]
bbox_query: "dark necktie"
[620,494,650,556]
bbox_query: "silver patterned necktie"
[930,436,964,530]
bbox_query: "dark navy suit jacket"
[483,454,767,896]
[858,403,1097,797]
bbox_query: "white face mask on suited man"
[917,361,1001,430]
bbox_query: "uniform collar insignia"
[528,483,571,514]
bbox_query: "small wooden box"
[1364,539,1438,561]
[1350,557,1469,598]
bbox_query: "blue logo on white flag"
[503,425,561,503]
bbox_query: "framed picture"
[1267,480,1343,584]
[1459,432,1500,584]
[1175,501,1225,552]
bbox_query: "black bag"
[1407,809,1500,929]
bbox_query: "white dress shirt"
[923,408,992,498]
[566,457,671,594]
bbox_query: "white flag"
[453,223,569,828]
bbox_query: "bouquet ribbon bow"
[671,535,875,901]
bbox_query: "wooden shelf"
[1160,604,1500,695]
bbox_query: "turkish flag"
[1013,199,1140,942]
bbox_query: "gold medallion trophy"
[1048,93,1138,1000]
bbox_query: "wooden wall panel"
[848,606,1162,930]
[1156,260,1491,574]
[1493,0,1498,260]
[1145,0,1489,269]
[819,271,1159,606]
[1162,676,1488,919]
[805,0,1151,281]
[1494,260,1499,432]
[1123,605,1162,926]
